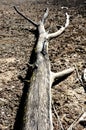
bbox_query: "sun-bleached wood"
[14,7,74,130]
[50,67,74,86]
[47,13,70,39]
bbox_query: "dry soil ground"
[0,0,86,130]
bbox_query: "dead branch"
[14,6,38,27]
[51,67,74,86]
[47,13,70,39]
[41,8,49,23]
[14,7,74,130]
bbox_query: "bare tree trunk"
[14,7,74,130]
[22,53,52,130]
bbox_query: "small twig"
[82,69,86,83]
[67,112,83,130]
[61,7,68,10]
[74,64,85,87]
[53,105,64,130]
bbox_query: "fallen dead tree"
[14,7,74,130]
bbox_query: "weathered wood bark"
[22,54,52,130]
[14,7,74,130]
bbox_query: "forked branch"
[14,6,70,41]
[14,6,38,27]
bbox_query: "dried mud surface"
[0,0,86,130]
